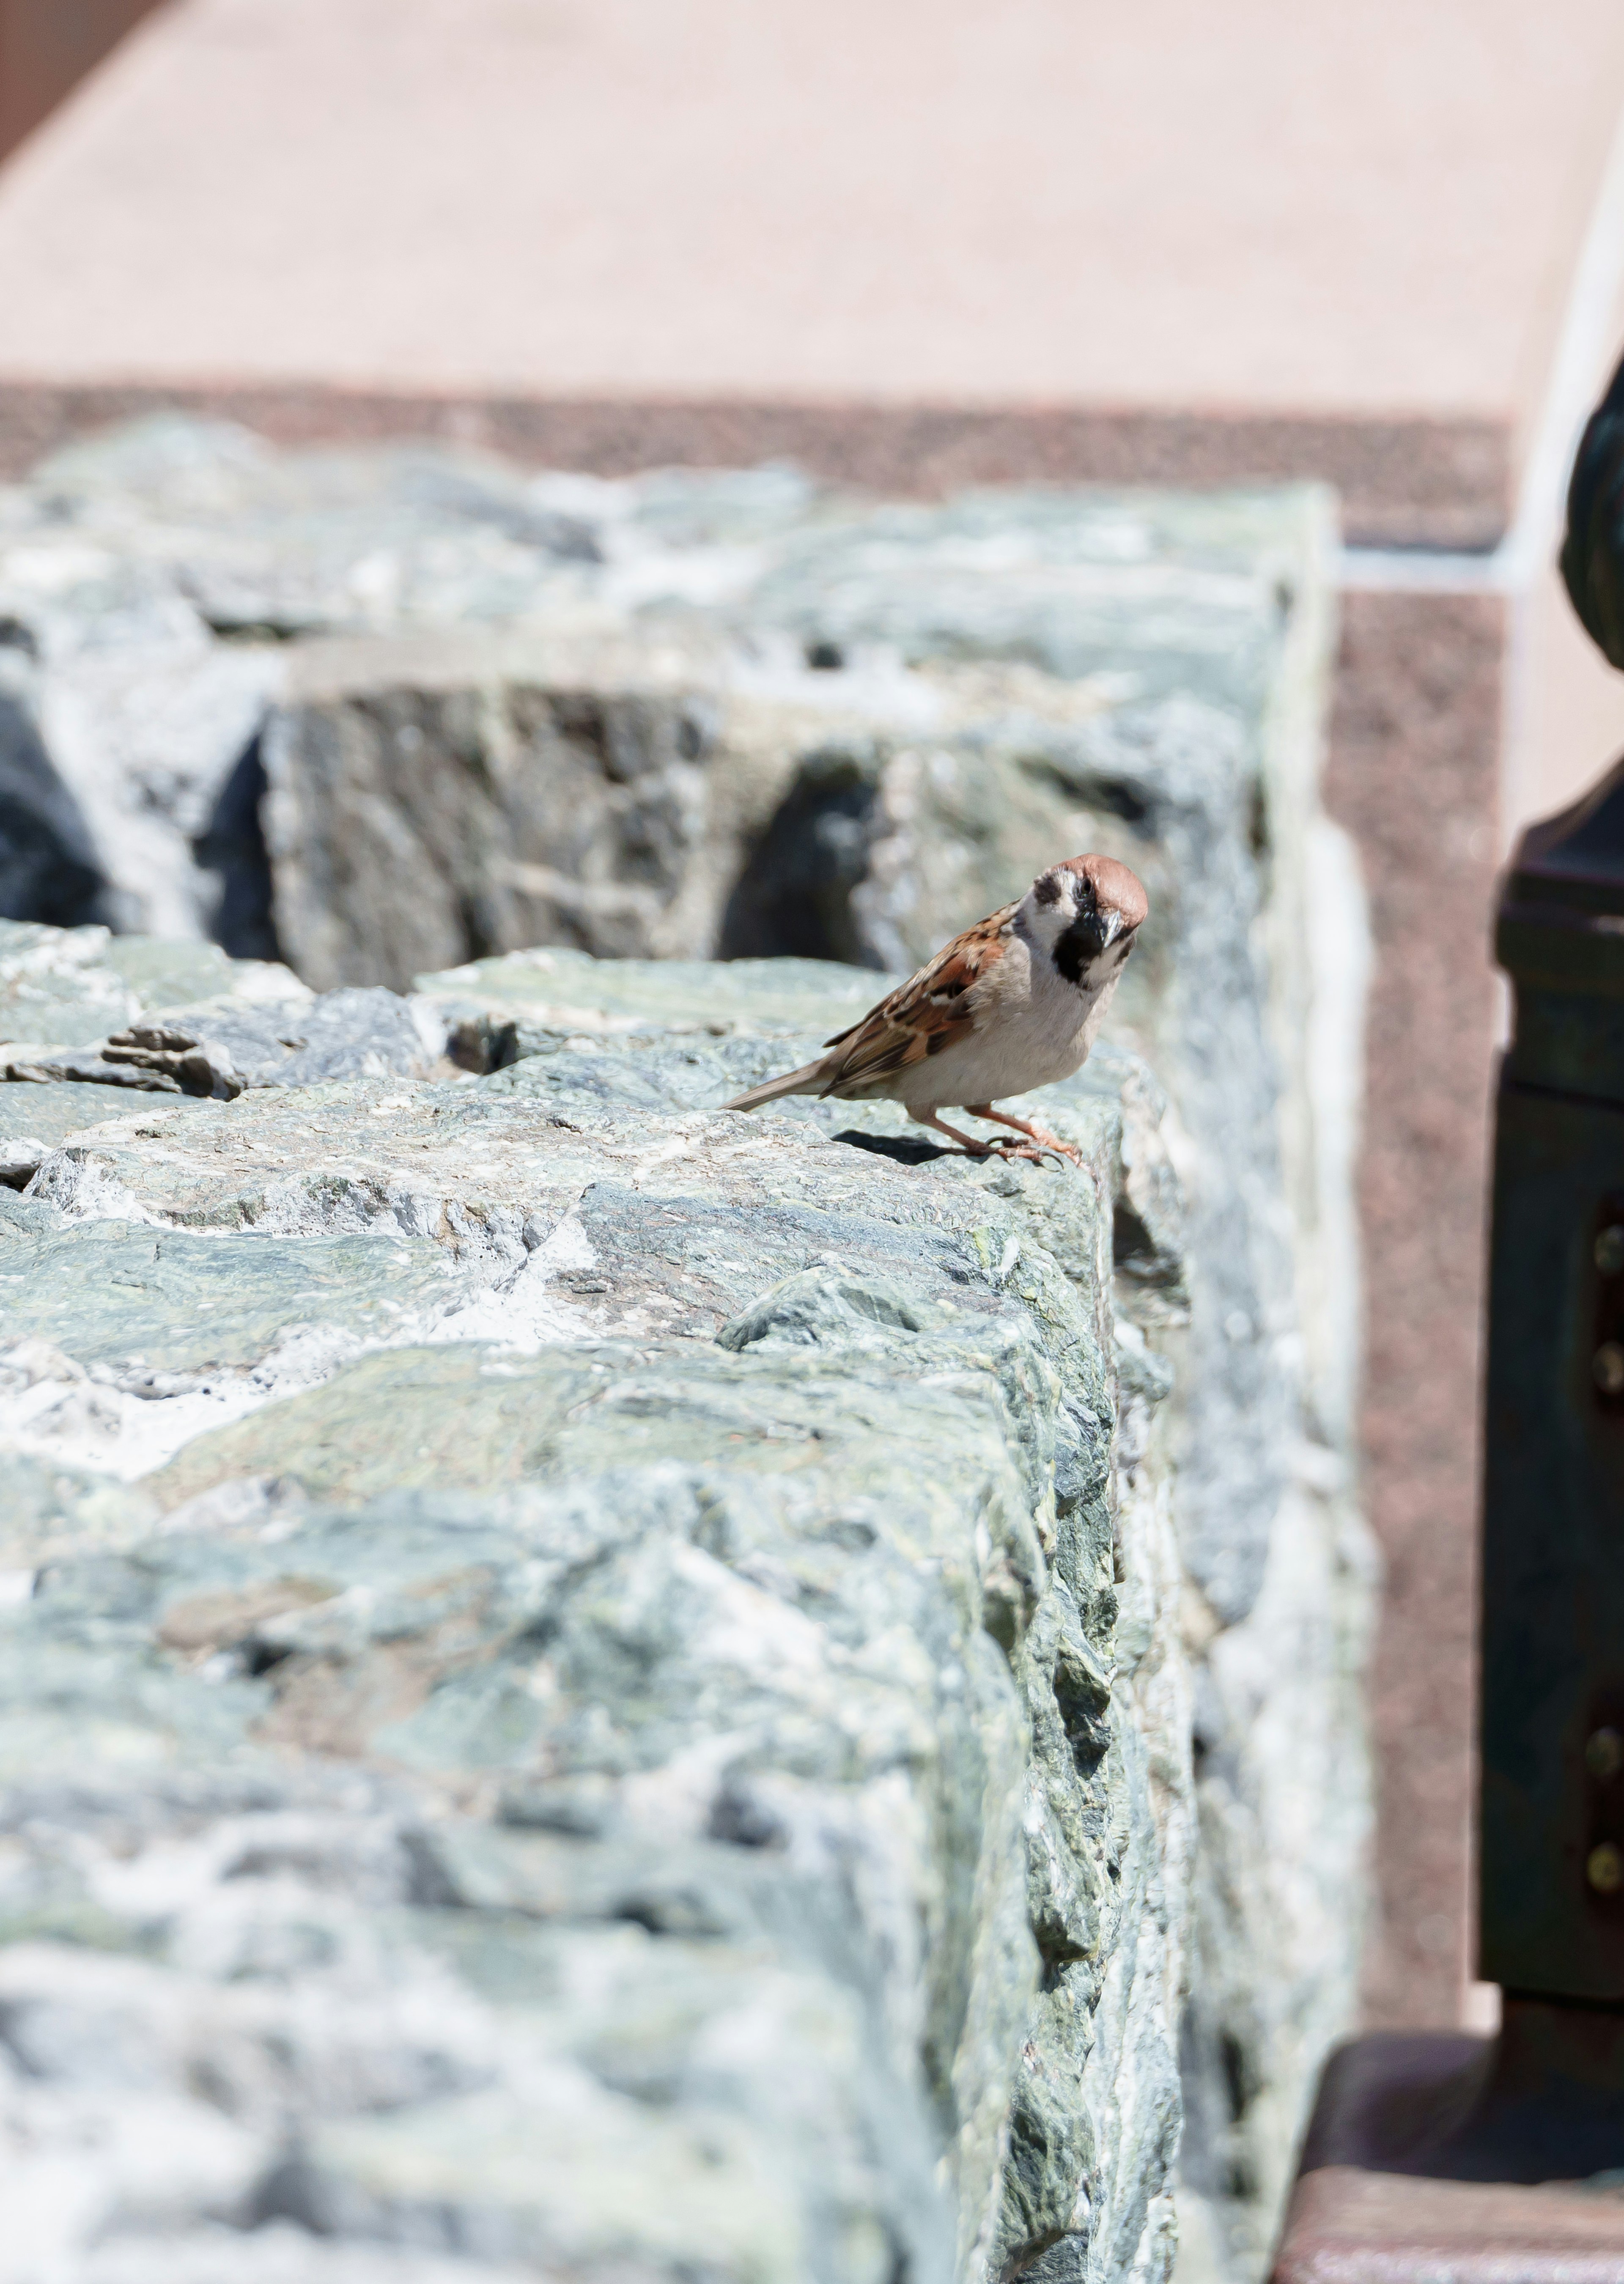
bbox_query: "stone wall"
[0,423,1376,2284]
[0,936,1183,2283]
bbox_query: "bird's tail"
[721,1058,828,1112]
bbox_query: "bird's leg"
[907,1107,999,1156]
[964,1104,1082,1165]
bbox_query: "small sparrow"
[722,854,1148,1162]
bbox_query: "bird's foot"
[966,1107,1082,1167]
[1027,1128,1083,1166]
[986,1134,1075,1167]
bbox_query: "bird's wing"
[817,905,1016,1094]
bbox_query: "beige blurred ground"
[0,0,1611,431]
[3,0,1624,2035]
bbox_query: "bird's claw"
[986,1131,1079,1168]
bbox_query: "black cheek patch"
[1052,913,1104,984]
[1032,872,1063,906]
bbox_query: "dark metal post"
[1484,766,1624,2010]
[1270,360,1624,2277]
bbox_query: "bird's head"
[1021,854,1149,985]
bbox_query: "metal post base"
[1271,2002,1624,2281]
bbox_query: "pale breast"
[891,953,1125,1110]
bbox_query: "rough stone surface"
[0,938,1189,2284]
[0,912,305,1051]
[0,426,1377,2284]
[0,422,1328,969]
[8,985,442,1099]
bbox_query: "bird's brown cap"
[1054,853,1149,930]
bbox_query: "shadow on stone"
[719,743,886,964]
[833,1128,956,1165]
[0,691,113,928]
[193,731,284,964]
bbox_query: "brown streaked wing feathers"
[815,904,1015,1096]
